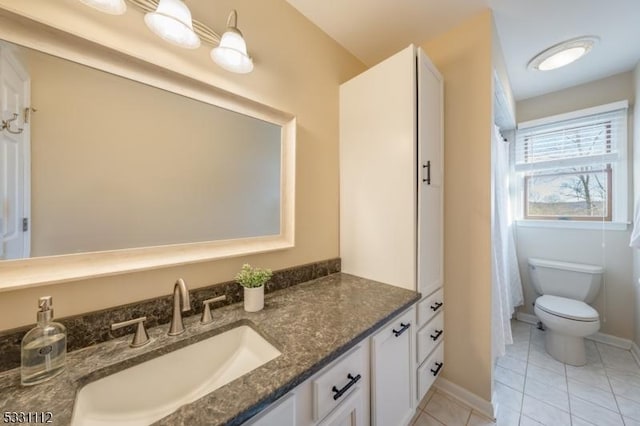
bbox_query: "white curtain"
[492,125,524,361]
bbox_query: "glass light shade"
[528,37,598,71]
[144,0,201,49]
[211,29,254,74]
[537,47,587,71]
[79,0,126,15]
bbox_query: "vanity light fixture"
[210,10,253,74]
[144,0,200,49]
[528,36,599,71]
[77,0,254,73]
[79,0,127,15]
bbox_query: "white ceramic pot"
[243,286,264,312]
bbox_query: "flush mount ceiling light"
[144,0,200,49]
[211,10,254,74]
[77,0,254,73]
[79,0,127,15]
[528,36,599,71]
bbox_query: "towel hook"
[1,113,23,135]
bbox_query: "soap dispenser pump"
[21,296,67,386]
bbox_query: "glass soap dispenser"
[21,296,67,386]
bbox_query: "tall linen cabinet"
[339,44,444,421]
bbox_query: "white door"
[0,43,30,259]
[417,48,444,296]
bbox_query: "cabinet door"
[317,387,364,426]
[339,45,417,291]
[246,393,295,426]
[417,48,444,297]
[371,307,415,426]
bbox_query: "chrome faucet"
[168,278,191,336]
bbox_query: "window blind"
[515,107,627,172]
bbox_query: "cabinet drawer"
[417,312,444,364]
[417,288,443,327]
[417,342,444,401]
[317,386,364,426]
[313,345,366,422]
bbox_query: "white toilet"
[528,258,603,366]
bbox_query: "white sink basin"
[71,325,281,426]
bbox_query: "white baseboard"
[631,342,640,366]
[515,312,537,325]
[516,311,633,350]
[434,377,495,420]
[588,332,632,350]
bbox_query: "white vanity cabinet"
[339,44,444,407]
[243,305,420,426]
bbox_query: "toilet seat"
[536,295,599,322]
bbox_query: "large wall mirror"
[0,9,296,291]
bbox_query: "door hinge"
[22,217,28,232]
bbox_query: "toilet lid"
[536,295,599,322]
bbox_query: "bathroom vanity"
[0,273,428,425]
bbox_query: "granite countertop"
[0,273,419,425]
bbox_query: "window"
[515,101,628,222]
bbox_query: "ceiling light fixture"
[77,0,254,73]
[79,0,127,15]
[528,36,599,71]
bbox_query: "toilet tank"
[528,258,603,303]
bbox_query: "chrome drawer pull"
[431,362,444,376]
[332,373,361,401]
[430,329,443,341]
[430,302,443,312]
[392,322,411,337]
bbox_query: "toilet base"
[544,330,586,366]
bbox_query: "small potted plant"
[235,263,272,312]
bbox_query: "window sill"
[515,220,629,231]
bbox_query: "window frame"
[514,100,628,225]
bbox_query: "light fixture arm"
[226,9,238,29]
[126,0,222,44]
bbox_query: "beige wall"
[422,10,494,402]
[28,49,281,256]
[0,0,365,331]
[517,72,635,121]
[515,72,636,340]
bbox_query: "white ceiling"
[286,0,640,101]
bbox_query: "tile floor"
[410,320,640,426]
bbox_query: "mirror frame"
[0,8,296,291]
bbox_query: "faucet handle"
[111,316,150,348]
[201,295,226,324]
